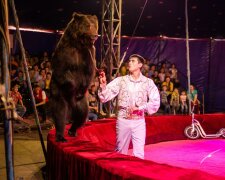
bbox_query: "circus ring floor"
[47,114,225,180]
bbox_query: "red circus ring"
[47,114,225,180]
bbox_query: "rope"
[113,0,149,77]
[127,0,149,51]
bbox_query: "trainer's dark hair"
[129,54,145,64]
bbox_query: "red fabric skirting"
[47,114,225,180]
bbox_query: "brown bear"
[50,12,98,142]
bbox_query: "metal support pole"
[185,0,191,114]
[0,0,14,179]
[101,0,122,117]
[1,39,14,180]
[9,0,47,161]
[206,38,213,112]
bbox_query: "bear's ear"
[88,15,98,27]
[73,12,83,20]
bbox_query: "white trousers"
[115,118,146,159]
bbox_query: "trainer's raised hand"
[98,70,106,88]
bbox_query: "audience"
[33,84,48,123]
[180,90,188,115]
[9,84,26,121]
[12,70,27,93]
[88,84,98,121]
[158,68,166,83]
[38,69,47,89]
[44,72,52,98]
[161,76,174,95]
[169,63,178,81]
[160,85,171,114]
[188,84,200,114]
[8,51,202,122]
[170,88,180,115]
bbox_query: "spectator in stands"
[88,84,98,121]
[161,76,174,94]
[148,64,156,78]
[9,56,19,68]
[92,76,106,116]
[120,63,127,76]
[40,51,50,69]
[170,88,180,114]
[158,68,166,83]
[10,66,18,82]
[169,63,178,82]
[180,90,188,114]
[45,61,52,69]
[160,85,171,114]
[42,51,49,61]
[38,69,46,89]
[93,76,99,88]
[188,84,200,114]
[45,67,52,75]
[23,57,32,70]
[33,64,40,83]
[141,60,149,75]
[13,70,27,93]
[45,72,52,98]
[30,57,39,67]
[161,62,169,74]
[9,84,26,121]
[173,78,181,90]
[29,68,37,86]
[152,70,160,88]
[33,84,48,123]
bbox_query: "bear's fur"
[50,13,98,142]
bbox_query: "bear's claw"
[68,130,77,137]
[56,135,67,142]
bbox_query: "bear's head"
[63,12,98,48]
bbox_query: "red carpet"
[47,114,225,180]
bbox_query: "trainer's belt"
[119,107,144,120]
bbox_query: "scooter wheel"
[219,128,225,138]
[184,126,200,139]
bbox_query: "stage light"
[8,25,63,34]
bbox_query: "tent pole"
[185,0,191,114]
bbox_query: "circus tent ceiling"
[10,0,225,38]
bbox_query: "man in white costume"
[98,54,160,159]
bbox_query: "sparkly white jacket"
[98,74,160,119]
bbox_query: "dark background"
[10,0,225,38]
[8,1,225,113]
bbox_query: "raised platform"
[47,114,225,180]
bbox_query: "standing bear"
[50,13,98,142]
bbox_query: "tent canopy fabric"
[12,31,225,113]
[12,0,225,39]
